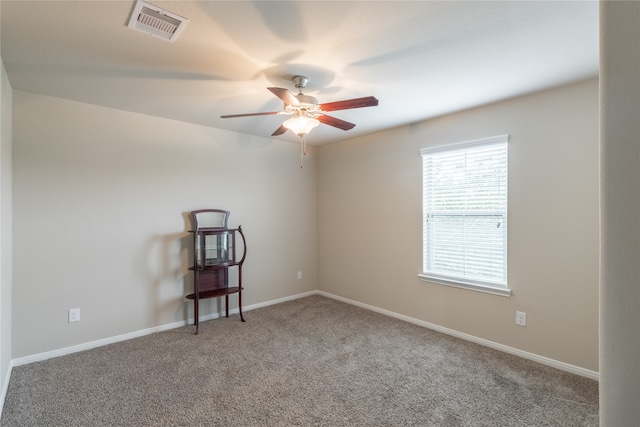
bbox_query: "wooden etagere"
[187,209,246,334]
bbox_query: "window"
[419,134,510,296]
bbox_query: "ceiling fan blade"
[220,111,280,119]
[317,114,356,131]
[272,124,288,136]
[267,87,300,106]
[320,96,379,112]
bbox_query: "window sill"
[418,274,512,297]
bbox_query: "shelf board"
[185,287,240,300]
[188,262,240,271]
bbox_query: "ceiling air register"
[127,0,188,42]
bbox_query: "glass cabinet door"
[196,231,235,267]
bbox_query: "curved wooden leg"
[225,295,230,318]
[238,288,245,322]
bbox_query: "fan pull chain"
[299,134,308,168]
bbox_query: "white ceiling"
[1,1,599,145]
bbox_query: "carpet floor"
[1,295,598,426]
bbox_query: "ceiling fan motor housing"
[295,94,319,106]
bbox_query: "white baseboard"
[11,291,318,368]
[317,291,599,381]
[9,289,598,382]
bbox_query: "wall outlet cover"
[516,311,527,326]
[69,308,80,323]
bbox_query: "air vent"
[127,0,188,42]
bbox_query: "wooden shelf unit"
[188,209,246,334]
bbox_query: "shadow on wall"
[132,210,210,328]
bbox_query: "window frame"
[418,134,511,297]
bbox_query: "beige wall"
[600,1,640,424]
[11,91,317,358]
[0,60,13,397]
[318,78,599,372]
[10,79,600,373]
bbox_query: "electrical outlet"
[69,308,80,323]
[297,271,302,280]
[516,311,526,327]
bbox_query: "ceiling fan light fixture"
[220,75,378,167]
[283,116,320,136]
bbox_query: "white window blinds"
[420,135,509,294]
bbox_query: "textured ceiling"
[1,1,599,145]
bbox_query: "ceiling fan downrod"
[291,75,308,95]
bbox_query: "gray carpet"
[1,295,598,426]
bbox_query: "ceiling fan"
[220,75,379,167]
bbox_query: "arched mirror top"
[190,209,230,230]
